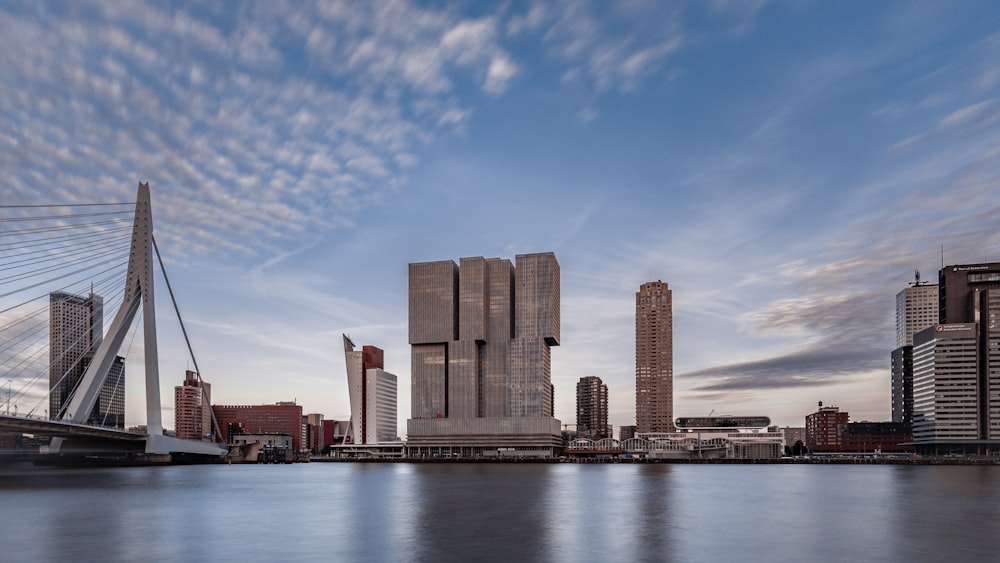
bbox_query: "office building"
[174,370,213,441]
[49,291,125,427]
[576,376,609,439]
[806,403,911,453]
[891,277,938,427]
[406,253,562,457]
[910,263,1000,453]
[805,403,848,450]
[636,281,673,433]
[343,336,398,445]
[212,402,304,452]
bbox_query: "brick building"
[213,402,304,452]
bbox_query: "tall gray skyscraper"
[911,262,1000,453]
[49,291,125,427]
[890,277,938,427]
[407,253,561,456]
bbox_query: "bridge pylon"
[50,183,225,457]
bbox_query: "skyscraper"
[890,277,938,427]
[407,252,562,456]
[49,291,124,427]
[911,262,1000,453]
[174,370,212,441]
[576,375,609,440]
[343,335,398,444]
[635,281,673,433]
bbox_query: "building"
[212,402,304,452]
[322,419,350,447]
[406,253,562,457]
[909,263,1000,454]
[619,425,636,441]
[805,403,849,451]
[636,281,673,433]
[626,416,783,460]
[174,370,213,441]
[343,336,398,445]
[48,291,125,427]
[304,413,324,453]
[576,376,609,439]
[807,403,912,454]
[891,276,938,428]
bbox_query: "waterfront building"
[212,402,304,452]
[807,403,912,454]
[576,376,609,440]
[304,413,324,453]
[619,425,636,441]
[322,419,350,447]
[343,336,398,445]
[625,416,782,460]
[174,370,213,441]
[48,291,125,427]
[909,263,1000,454]
[891,277,938,428]
[636,281,673,433]
[805,403,848,451]
[406,253,562,457]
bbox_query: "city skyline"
[3,1,999,434]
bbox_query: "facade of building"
[636,281,673,433]
[806,404,912,453]
[909,263,1000,453]
[891,280,938,428]
[212,402,304,452]
[406,253,562,456]
[304,413,324,453]
[48,291,125,427]
[629,416,782,460]
[343,336,398,445]
[805,404,849,451]
[174,370,213,441]
[619,425,637,441]
[576,376,609,440]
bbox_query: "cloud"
[0,0,519,263]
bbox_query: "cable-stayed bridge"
[0,183,227,463]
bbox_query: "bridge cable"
[152,235,226,445]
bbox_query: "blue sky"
[2,0,999,433]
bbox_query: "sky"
[2,0,1000,435]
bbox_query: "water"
[2,462,999,562]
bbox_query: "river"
[2,462,999,562]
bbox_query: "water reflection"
[2,463,1000,562]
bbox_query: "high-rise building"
[635,281,673,433]
[910,263,1000,453]
[48,291,124,427]
[406,253,562,456]
[343,336,398,444]
[174,370,212,441]
[576,376,609,440]
[890,277,938,427]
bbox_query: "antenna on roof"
[914,270,921,285]
[941,244,944,269]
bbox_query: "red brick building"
[213,402,304,452]
[806,402,912,453]
[805,403,849,450]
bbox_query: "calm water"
[2,462,999,562]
